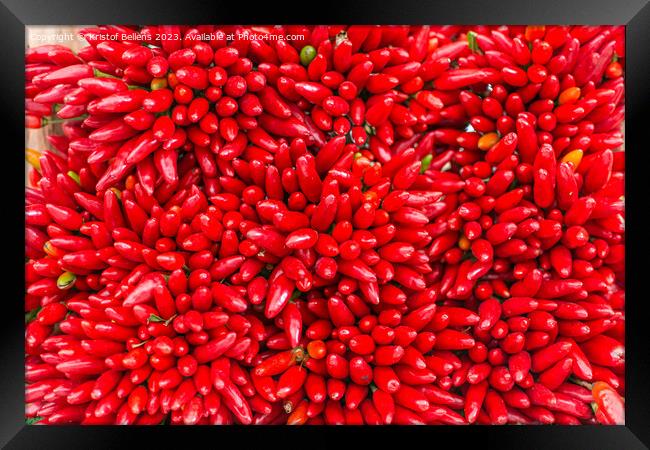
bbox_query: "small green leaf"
[26,417,43,425]
[148,314,176,326]
[93,68,119,79]
[25,308,40,324]
[148,314,165,323]
[569,375,594,390]
[67,171,81,186]
[420,154,433,173]
[467,31,480,53]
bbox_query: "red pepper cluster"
[25,25,625,425]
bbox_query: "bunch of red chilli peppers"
[25,25,625,425]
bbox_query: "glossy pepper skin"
[25,24,624,426]
[592,381,625,425]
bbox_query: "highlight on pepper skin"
[25,25,624,425]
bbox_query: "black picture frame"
[3,1,648,448]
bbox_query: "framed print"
[2,0,649,448]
